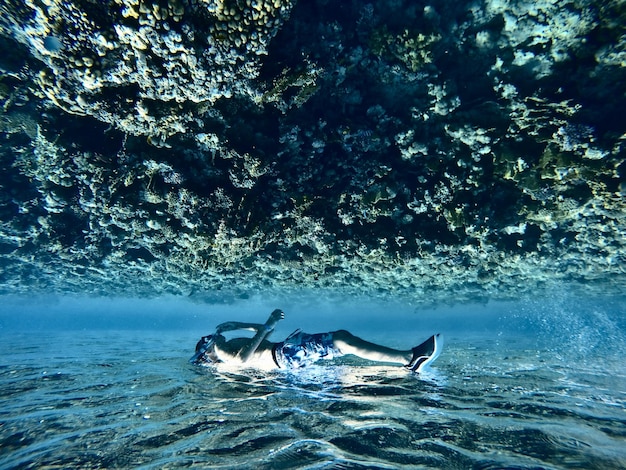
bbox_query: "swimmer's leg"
[331,330,442,372]
[331,330,412,364]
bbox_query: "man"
[190,309,442,373]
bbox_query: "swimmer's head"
[190,335,219,365]
[195,335,213,352]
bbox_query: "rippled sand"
[1,331,625,469]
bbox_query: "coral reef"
[4,0,295,142]
[0,0,624,306]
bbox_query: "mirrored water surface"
[1,295,625,469]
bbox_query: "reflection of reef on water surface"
[0,0,625,305]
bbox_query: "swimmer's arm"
[238,309,285,363]
[215,321,264,334]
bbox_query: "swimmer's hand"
[237,310,284,362]
[264,309,285,330]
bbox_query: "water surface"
[1,297,624,469]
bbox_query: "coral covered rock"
[6,0,295,140]
[0,0,624,305]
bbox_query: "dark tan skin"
[210,309,413,367]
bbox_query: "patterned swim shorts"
[272,330,343,369]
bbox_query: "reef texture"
[0,0,625,305]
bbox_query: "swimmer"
[190,309,442,373]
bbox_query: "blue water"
[1,292,625,469]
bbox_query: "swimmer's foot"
[406,334,442,373]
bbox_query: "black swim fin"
[406,333,442,373]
